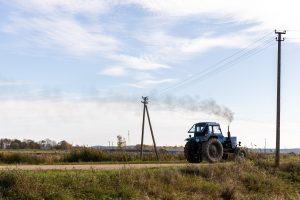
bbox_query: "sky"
[0,0,300,148]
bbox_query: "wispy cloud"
[125,0,300,30]
[11,0,109,16]
[0,75,29,87]
[128,78,176,88]
[0,80,25,86]
[180,33,252,53]
[135,30,258,65]
[111,54,170,71]
[3,15,119,56]
[100,66,127,77]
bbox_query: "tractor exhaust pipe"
[227,125,231,139]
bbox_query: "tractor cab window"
[189,124,207,136]
[188,125,196,133]
[208,126,213,134]
[212,126,222,134]
[195,124,207,136]
[196,125,205,132]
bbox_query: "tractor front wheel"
[202,138,223,163]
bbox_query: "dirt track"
[0,163,190,171]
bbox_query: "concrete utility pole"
[275,30,286,167]
[140,96,159,161]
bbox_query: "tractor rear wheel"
[202,138,223,163]
[184,141,201,163]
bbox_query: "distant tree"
[22,139,41,149]
[10,140,20,149]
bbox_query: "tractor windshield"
[188,124,207,136]
[188,125,196,133]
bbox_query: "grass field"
[0,154,299,200]
[0,148,185,164]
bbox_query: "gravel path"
[0,163,190,171]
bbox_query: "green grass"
[0,158,299,200]
[249,152,300,191]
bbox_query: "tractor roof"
[196,122,220,126]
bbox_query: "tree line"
[0,138,72,150]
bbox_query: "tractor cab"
[187,122,225,143]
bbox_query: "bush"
[0,152,61,164]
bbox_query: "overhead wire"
[285,37,300,39]
[195,40,275,83]
[156,31,274,95]
[157,33,273,94]
[169,39,274,92]
[158,39,274,94]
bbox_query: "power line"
[285,29,300,32]
[285,37,300,40]
[157,32,273,94]
[195,40,274,81]
[157,32,274,95]
[160,40,274,94]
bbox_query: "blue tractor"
[184,122,246,163]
